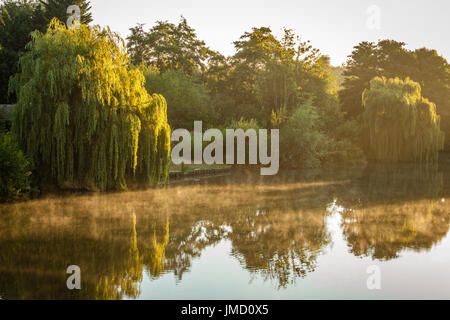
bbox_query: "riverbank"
[3,153,450,204]
[169,165,232,182]
[169,164,232,179]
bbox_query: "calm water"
[1,164,450,300]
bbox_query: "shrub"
[0,134,32,202]
[224,118,261,168]
[0,108,6,133]
[280,101,327,168]
[322,119,366,167]
[280,101,365,168]
[226,118,260,131]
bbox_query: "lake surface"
[1,164,450,300]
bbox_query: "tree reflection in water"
[337,164,450,260]
[0,164,449,299]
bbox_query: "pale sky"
[90,0,450,66]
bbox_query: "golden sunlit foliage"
[342,199,449,261]
[10,19,171,190]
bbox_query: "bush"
[0,134,32,202]
[280,101,327,168]
[226,118,260,131]
[280,101,365,168]
[224,118,261,168]
[322,119,366,167]
[0,108,6,133]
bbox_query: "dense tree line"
[1,2,449,201]
[340,40,450,149]
[130,18,448,164]
[127,19,367,167]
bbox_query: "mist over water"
[0,164,449,300]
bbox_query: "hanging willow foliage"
[10,19,171,190]
[362,77,444,163]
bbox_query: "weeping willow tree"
[146,218,169,278]
[362,77,444,162]
[10,19,171,190]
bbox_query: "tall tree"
[228,27,281,121]
[40,0,92,25]
[10,19,171,190]
[0,0,46,103]
[202,50,235,123]
[412,48,450,149]
[340,40,450,149]
[228,27,336,127]
[339,41,379,119]
[127,16,211,75]
[362,77,444,162]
